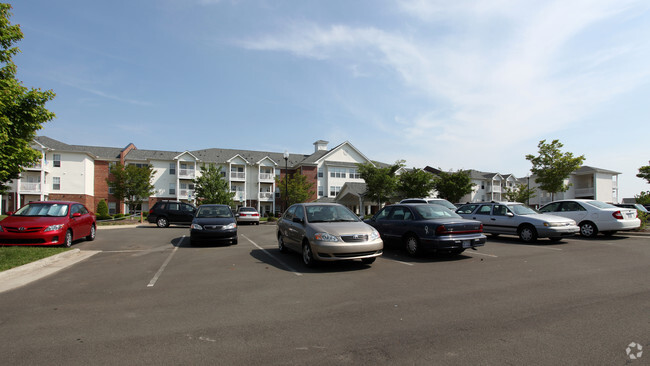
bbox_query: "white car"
[539,199,640,237]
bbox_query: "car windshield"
[196,206,232,218]
[306,205,360,223]
[414,205,460,219]
[585,200,617,209]
[14,203,69,217]
[509,204,538,215]
[428,200,457,210]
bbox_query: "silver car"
[456,202,579,242]
[277,203,383,267]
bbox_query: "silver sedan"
[276,203,383,267]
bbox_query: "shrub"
[96,200,110,219]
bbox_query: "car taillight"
[435,225,447,235]
[479,223,484,232]
[612,211,624,220]
[252,213,259,216]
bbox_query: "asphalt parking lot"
[0,224,648,365]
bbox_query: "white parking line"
[381,256,415,266]
[147,236,182,287]
[241,234,303,276]
[466,251,499,258]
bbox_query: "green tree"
[276,172,315,209]
[357,161,404,207]
[637,162,650,184]
[525,139,585,200]
[107,163,155,215]
[193,164,234,205]
[0,4,56,193]
[504,183,536,204]
[397,168,436,199]
[96,199,110,219]
[635,191,650,205]
[432,170,475,203]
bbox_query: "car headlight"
[314,232,339,242]
[44,224,64,232]
[191,223,203,230]
[369,228,380,241]
[224,222,237,230]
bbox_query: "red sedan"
[0,201,96,247]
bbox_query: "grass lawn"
[0,246,72,272]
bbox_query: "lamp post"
[527,174,530,207]
[283,150,289,212]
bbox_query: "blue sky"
[11,0,650,200]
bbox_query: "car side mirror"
[292,217,304,224]
[506,212,514,217]
[72,212,82,218]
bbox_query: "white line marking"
[529,246,563,251]
[466,251,499,258]
[383,257,415,266]
[147,236,182,287]
[241,234,302,276]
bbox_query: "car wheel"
[63,230,73,248]
[156,217,169,228]
[518,225,537,243]
[302,242,316,267]
[86,224,96,241]
[278,234,288,253]
[404,235,420,256]
[361,257,376,265]
[579,222,598,238]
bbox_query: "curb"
[0,249,101,294]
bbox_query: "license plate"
[462,240,472,248]
[627,213,635,218]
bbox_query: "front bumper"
[190,228,238,243]
[536,225,580,238]
[419,233,487,251]
[0,229,67,246]
[311,239,384,261]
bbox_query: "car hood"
[192,217,236,225]
[308,221,375,236]
[0,215,67,227]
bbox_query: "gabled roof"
[573,165,621,175]
[303,141,375,167]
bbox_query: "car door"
[468,204,494,233]
[558,201,588,223]
[384,206,412,241]
[489,204,517,235]
[69,204,91,240]
[166,202,182,223]
[286,205,306,250]
[180,203,196,224]
[368,207,393,241]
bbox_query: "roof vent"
[314,140,329,152]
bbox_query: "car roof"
[197,204,230,207]
[23,201,79,205]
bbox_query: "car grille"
[204,225,224,230]
[341,234,369,243]
[3,226,45,233]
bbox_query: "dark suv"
[148,201,196,228]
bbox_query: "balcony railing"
[487,185,502,193]
[575,187,594,197]
[259,192,273,200]
[179,169,196,179]
[259,173,274,181]
[20,182,42,192]
[179,189,195,198]
[230,172,246,181]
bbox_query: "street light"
[283,150,289,212]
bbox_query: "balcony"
[259,173,274,181]
[179,189,195,199]
[259,192,273,201]
[486,185,502,193]
[179,169,196,179]
[575,187,594,197]
[230,172,246,181]
[20,182,42,193]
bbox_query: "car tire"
[518,225,537,243]
[156,217,169,228]
[404,235,420,257]
[278,234,288,253]
[361,257,376,265]
[86,224,96,241]
[63,230,73,248]
[302,241,316,267]
[579,222,598,238]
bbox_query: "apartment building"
[0,137,379,216]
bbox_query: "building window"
[170,163,176,175]
[318,168,324,178]
[109,186,115,195]
[52,177,61,190]
[169,183,176,195]
[318,185,324,197]
[330,186,341,197]
[329,167,346,178]
[53,154,61,167]
[349,168,360,179]
[108,202,116,215]
[131,163,149,168]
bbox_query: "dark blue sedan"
[365,203,486,256]
[190,204,238,246]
